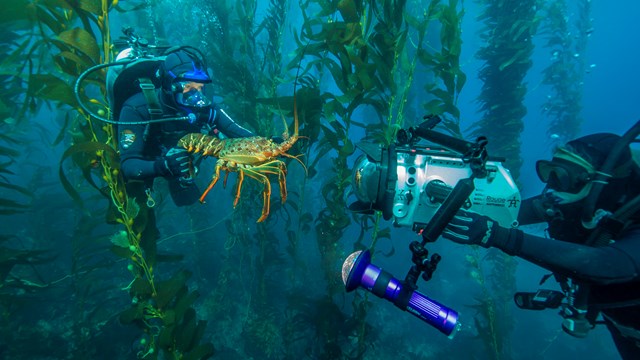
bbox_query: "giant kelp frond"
[469,5,541,357]
[0,118,32,217]
[473,0,540,181]
[13,0,218,358]
[255,0,288,80]
[540,0,591,145]
[418,0,466,137]
[285,2,414,357]
[0,236,55,291]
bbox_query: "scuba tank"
[106,46,163,122]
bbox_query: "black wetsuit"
[117,90,254,205]
[503,196,640,359]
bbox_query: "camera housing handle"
[401,118,491,289]
[404,177,477,289]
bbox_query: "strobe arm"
[398,116,490,179]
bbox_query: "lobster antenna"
[290,40,310,149]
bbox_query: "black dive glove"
[442,209,524,255]
[155,147,193,184]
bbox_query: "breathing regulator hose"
[581,119,640,226]
[74,60,135,125]
[73,56,197,126]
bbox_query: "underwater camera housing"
[344,116,521,337]
[351,116,521,230]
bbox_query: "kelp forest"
[1,0,598,359]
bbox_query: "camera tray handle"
[405,177,477,289]
[410,116,489,179]
[398,116,492,289]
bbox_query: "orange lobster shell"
[178,98,304,222]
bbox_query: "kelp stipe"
[290,0,431,357]
[171,1,314,358]
[13,1,216,358]
[540,0,592,145]
[470,1,541,358]
[421,1,520,357]
[418,0,467,136]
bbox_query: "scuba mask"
[536,147,598,204]
[173,81,212,110]
[536,147,600,242]
[535,134,639,241]
[163,51,213,113]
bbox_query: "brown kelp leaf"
[59,141,118,207]
[186,321,209,356]
[28,74,78,108]
[337,0,359,22]
[183,343,215,360]
[157,324,176,350]
[57,28,100,64]
[52,112,70,146]
[119,303,143,324]
[0,145,19,158]
[155,270,192,310]
[130,278,153,298]
[0,0,29,24]
[29,2,66,35]
[77,0,102,15]
[338,138,355,157]
[456,71,467,94]
[54,51,93,76]
[176,308,197,352]
[162,309,176,326]
[174,290,199,321]
[109,245,133,259]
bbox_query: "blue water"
[2,1,639,359]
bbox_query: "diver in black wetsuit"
[117,50,255,206]
[442,132,640,359]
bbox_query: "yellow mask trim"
[552,147,596,174]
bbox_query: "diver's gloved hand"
[155,147,193,180]
[442,210,523,255]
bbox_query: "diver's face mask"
[536,147,596,204]
[173,81,213,110]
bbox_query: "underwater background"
[1,0,638,359]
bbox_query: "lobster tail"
[179,133,224,156]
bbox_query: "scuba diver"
[117,49,255,206]
[441,131,640,359]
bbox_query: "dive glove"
[442,209,524,255]
[155,147,193,181]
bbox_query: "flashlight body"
[363,263,459,336]
[344,250,459,336]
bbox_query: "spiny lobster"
[178,98,305,222]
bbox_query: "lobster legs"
[199,159,288,222]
